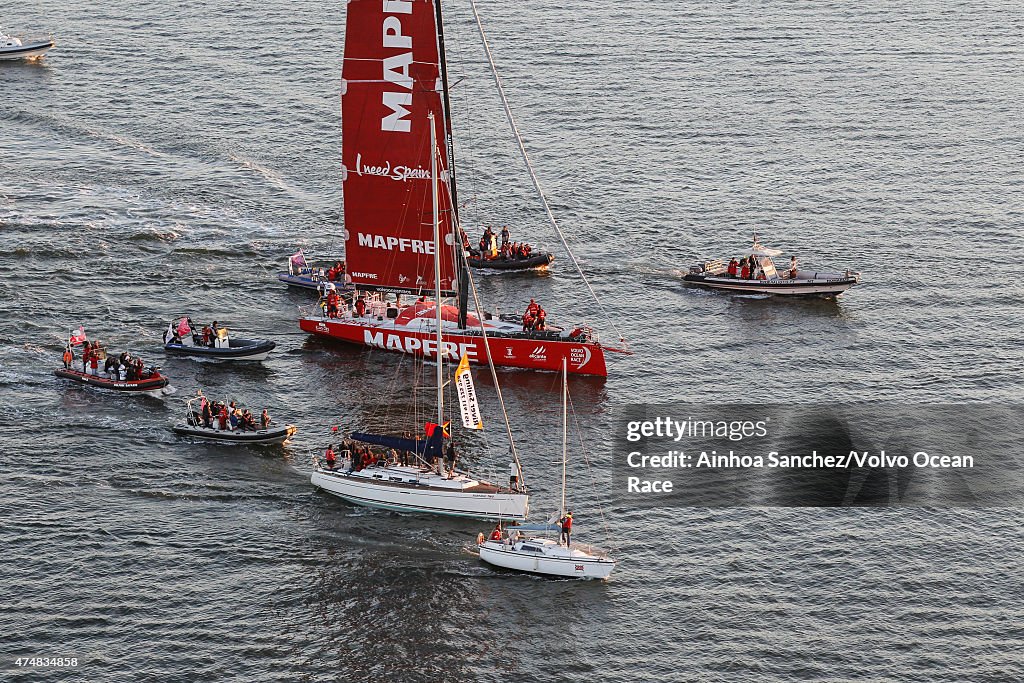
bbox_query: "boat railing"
[6,32,53,46]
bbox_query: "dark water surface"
[2,1,1023,681]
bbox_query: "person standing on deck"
[559,511,573,547]
[500,226,510,248]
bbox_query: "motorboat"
[476,359,616,579]
[55,367,171,396]
[276,250,351,292]
[56,326,173,396]
[0,29,53,60]
[311,116,530,521]
[173,396,296,445]
[466,247,554,272]
[162,318,275,361]
[684,236,860,298]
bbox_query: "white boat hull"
[684,273,858,297]
[0,41,53,60]
[478,539,615,579]
[311,466,529,521]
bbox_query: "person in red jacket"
[559,511,573,547]
[489,524,503,541]
[218,405,228,430]
[326,289,341,318]
[324,445,337,469]
[354,297,367,317]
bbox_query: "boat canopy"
[750,244,784,257]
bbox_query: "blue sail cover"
[514,523,561,532]
[351,431,444,459]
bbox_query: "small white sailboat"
[310,113,529,521]
[0,28,54,60]
[477,359,616,579]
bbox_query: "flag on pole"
[69,326,87,346]
[425,422,451,438]
[454,355,484,431]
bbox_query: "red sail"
[341,0,458,295]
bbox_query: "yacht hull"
[311,468,529,521]
[299,315,609,376]
[478,539,615,579]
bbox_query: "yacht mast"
[430,112,445,475]
[432,0,470,329]
[561,357,567,516]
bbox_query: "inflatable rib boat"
[467,250,554,271]
[164,337,275,361]
[54,367,170,395]
[172,422,296,445]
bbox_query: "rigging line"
[466,0,626,345]
[567,390,616,553]
[458,228,526,490]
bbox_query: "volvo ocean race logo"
[570,346,592,369]
[530,346,547,360]
[364,330,479,362]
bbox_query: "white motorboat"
[311,114,529,521]
[0,29,54,60]
[476,359,616,579]
[684,236,860,298]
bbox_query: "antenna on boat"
[430,111,446,479]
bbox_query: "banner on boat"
[455,355,483,430]
[340,0,458,296]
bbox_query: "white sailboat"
[311,113,529,521]
[477,359,616,579]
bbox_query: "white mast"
[430,112,445,476]
[561,356,567,516]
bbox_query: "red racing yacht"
[297,0,626,377]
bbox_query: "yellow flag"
[454,355,483,430]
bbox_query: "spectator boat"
[55,367,171,396]
[311,115,529,521]
[476,359,616,579]
[683,236,860,298]
[162,318,275,361]
[0,29,53,60]
[173,397,296,445]
[56,326,173,396]
[466,246,554,272]
[276,250,351,291]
